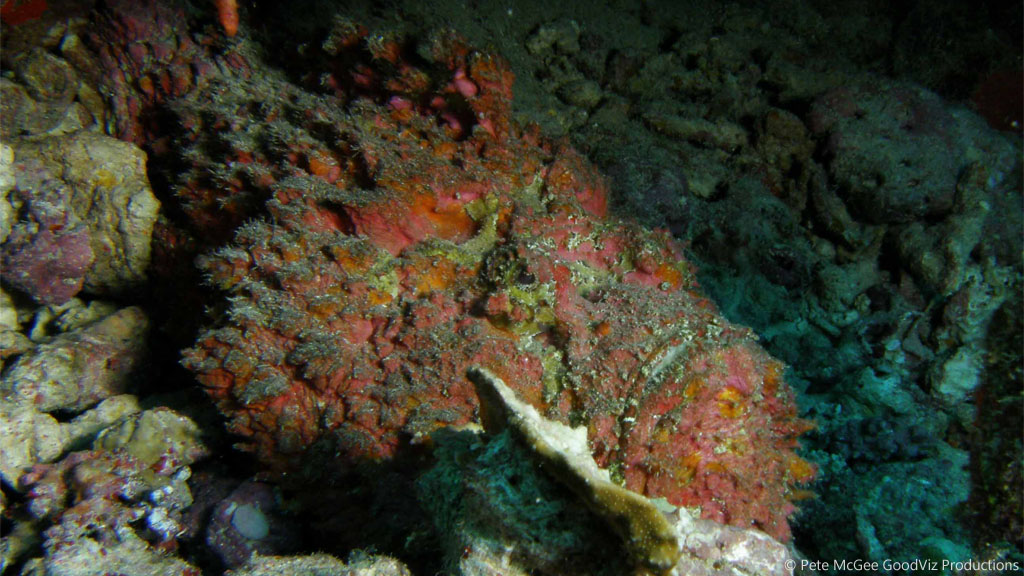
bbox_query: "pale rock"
[95,407,209,468]
[0,288,18,332]
[0,405,68,487]
[38,529,198,576]
[2,306,149,413]
[849,367,918,416]
[227,553,412,576]
[13,132,160,295]
[930,347,982,405]
[0,142,13,244]
[0,395,140,488]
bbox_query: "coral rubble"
[17,407,207,576]
[226,552,412,576]
[0,305,149,488]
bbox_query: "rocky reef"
[1,0,1020,574]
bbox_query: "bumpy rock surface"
[176,26,813,540]
[13,131,161,295]
[0,143,14,244]
[17,408,207,576]
[807,82,960,224]
[0,305,149,487]
[0,394,139,489]
[29,533,199,576]
[2,306,149,413]
[226,553,412,576]
[1,155,94,305]
[0,48,82,137]
[670,508,793,576]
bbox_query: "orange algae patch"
[716,386,746,418]
[366,290,393,307]
[276,241,306,264]
[432,140,458,160]
[325,244,375,273]
[485,363,545,409]
[308,153,342,183]
[138,75,156,97]
[683,377,704,399]
[784,452,817,483]
[674,454,703,485]
[789,489,817,501]
[410,192,476,240]
[411,257,459,296]
[307,289,344,319]
[704,461,729,475]
[761,359,784,394]
[654,263,684,289]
